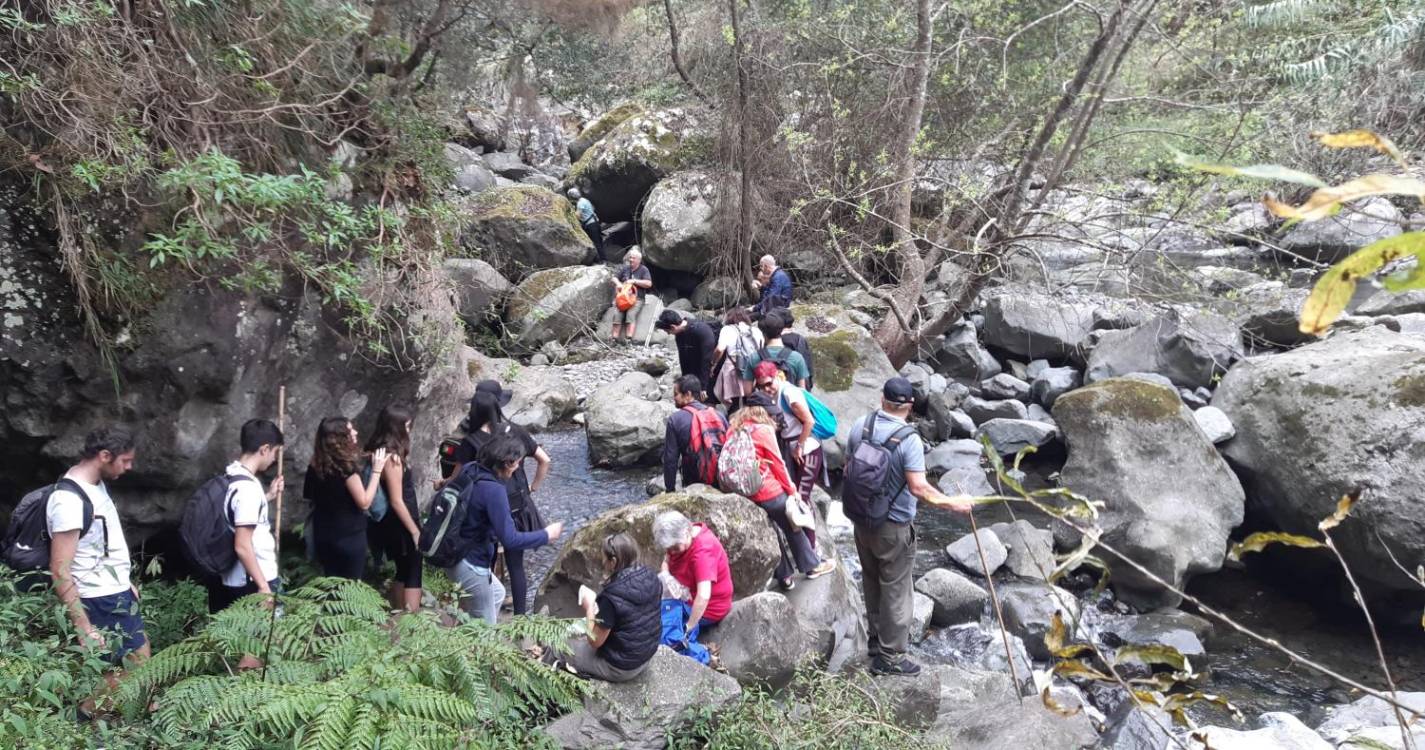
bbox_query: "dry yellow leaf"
[1267,174,1425,222]
[1299,232,1425,335]
[1228,531,1325,562]
[1040,687,1083,717]
[1318,492,1359,532]
[1311,129,1408,168]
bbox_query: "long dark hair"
[602,532,640,581]
[310,416,358,478]
[366,404,413,460]
[468,391,503,434]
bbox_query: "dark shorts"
[82,589,147,664]
[208,578,283,614]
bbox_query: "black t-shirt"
[617,264,652,298]
[453,423,539,512]
[305,468,366,541]
[675,321,718,387]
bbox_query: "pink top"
[741,423,797,503]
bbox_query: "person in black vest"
[661,374,728,492]
[655,310,718,397]
[773,308,816,391]
[549,532,660,682]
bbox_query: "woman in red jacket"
[726,406,836,589]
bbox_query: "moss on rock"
[808,330,863,392]
[1392,370,1425,407]
[508,267,585,320]
[1055,378,1181,424]
[570,103,643,155]
[469,185,586,245]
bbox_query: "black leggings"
[761,494,820,580]
[507,547,529,615]
[316,531,367,580]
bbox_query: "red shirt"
[743,424,797,503]
[666,523,734,622]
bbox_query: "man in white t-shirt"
[46,425,147,665]
[209,418,285,613]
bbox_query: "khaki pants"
[853,520,916,659]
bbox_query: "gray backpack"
[841,414,915,526]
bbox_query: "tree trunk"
[664,0,709,105]
[728,0,757,294]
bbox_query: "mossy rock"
[458,186,592,276]
[808,330,863,393]
[566,108,708,222]
[506,266,613,350]
[567,103,644,162]
[1053,378,1181,424]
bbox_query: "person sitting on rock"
[567,187,605,262]
[725,405,835,590]
[655,309,718,396]
[662,374,729,493]
[751,254,792,317]
[547,532,661,682]
[652,510,732,641]
[609,247,653,346]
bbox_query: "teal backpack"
[782,387,838,441]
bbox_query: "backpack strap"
[884,424,917,449]
[225,474,258,527]
[50,477,106,554]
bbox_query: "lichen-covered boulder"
[457,185,594,275]
[981,288,1098,363]
[709,592,809,689]
[567,103,643,163]
[1276,196,1402,264]
[691,276,747,310]
[1055,378,1245,608]
[567,108,708,222]
[507,266,614,350]
[1213,327,1425,606]
[442,257,510,325]
[533,485,779,618]
[640,170,725,273]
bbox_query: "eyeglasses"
[756,380,776,391]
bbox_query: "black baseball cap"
[476,379,512,406]
[883,377,915,405]
[655,309,683,331]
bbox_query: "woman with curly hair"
[365,405,423,611]
[304,416,386,580]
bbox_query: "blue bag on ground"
[660,598,710,665]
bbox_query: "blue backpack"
[781,387,838,441]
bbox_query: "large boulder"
[981,288,1098,363]
[914,568,989,626]
[709,592,809,689]
[567,103,643,163]
[787,304,900,468]
[783,524,868,671]
[1055,378,1245,608]
[507,266,614,350]
[442,257,511,325]
[1188,712,1333,750]
[988,520,1056,581]
[443,142,497,194]
[540,647,742,750]
[1086,309,1243,390]
[925,665,1099,749]
[1213,327,1425,605]
[1276,196,1402,264]
[1316,692,1425,747]
[458,185,594,275]
[861,669,945,730]
[567,108,707,222]
[998,582,1081,659]
[585,371,675,467]
[640,170,722,273]
[534,485,779,618]
[931,321,1002,381]
[691,276,747,310]
[974,418,1058,456]
[505,365,578,431]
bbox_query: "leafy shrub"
[138,579,210,651]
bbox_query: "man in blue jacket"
[447,433,564,623]
[752,254,793,317]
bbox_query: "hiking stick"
[969,509,1023,702]
[273,385,285,558]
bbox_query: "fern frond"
[298,695,355,750]
[115,640,220,714]
[1244,0,1326,28]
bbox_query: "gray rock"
[539,341,568,364]
[1238,283,1313,349]
[1179,388,1207,409]
[1006,360,1030,381]
[1086,309,1243,390]
[862,669,944,731]
[932,322,1002,381]
[506,266,614,350]
[1101,702,1174,750]
[442,257,511,325]
[975,418,1058,456]
[711,592,808,689]
[640,170,722,273]
[1316,692,1425,746]
[962,395,1028,423]
[782,527,868,673]
[667,297,692,312]
[924,439,984,475]
[1219,204,1275,241]
[910,591,935,643]
[1030,366,1082,407]
[1213,327,1425,606]
[998,582,1081,660]
[569,107,706,222]
[981,289,1099,363]
[982,373,1032,401]
[453,163,497,193]
[458,106,506,151]
[1387,312,1425,335]
[1055,379,1245,609]
[946,529,1007,576]
[946,409,976,438]
[482,150,539,180]
[645,476,664,497]
[1189,712,1333,750]
[1025,403,1056,426]
[1123,371,1177,390]
[459,186,594,274]
[598,294,666,343]
[1358,288,1425,317]
[1192,405,1235,444]
[926,666,1098,749]
[1026,359,1051,380]
[567,104,641,163]
[505,366,578,432]
[1289,267,1317,288]
[1194,264,1267,292]
[938,465,995,497]
[1106,609,1211,658]
[531,354,550,366]
[927,373,949,395]
[540,647,742,749]
[691,276,747,309]
[1277,196,1402,264]
[988,520,1055,580]
[585,372,675,466]
[914,568,989,626]
[901,362,931,396]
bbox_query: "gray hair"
[567,187,581,199]
[759,254,776,268]
[626,246,642,260]
[651,510,692,550]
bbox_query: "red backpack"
[686,406,728,487]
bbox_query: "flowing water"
[528,427,1425,727]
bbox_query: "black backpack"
[841,413,916,526]
[179,473,257,580]
[420,466,484,568]
[2,478,96,577]
[759,347,797,381]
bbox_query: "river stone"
[998,582,1081,659]
[1212,327,1425,605]
[1179,388,1207,409]
[946,529,1007,576]
[1025,403,1055,426]
[478,150,536,181]
[640,170,723,273]
[507,265,614,350]
[1276,196,1402,264]
[988,520,1055,580]
[860,669,945,731]
[1055,378,1245,609]
[981,289,1098,363]
[1107,610,1209,658]
[499,366,577,432]
[442,257,511,325]
[585,373,673,466]
[1189,712,1333,750]
[1358,288,1425,317]
[925,439,984,475]
[914,568,989,626]
[458,185,594,275]
[932,322,1002,381]
[445,143,497,193]
[1030,366,1081,408]
[1192,405,1234,444]
[1316,692,1425,746]
[926,391,971,441]
[982,373,1031,401]
[975,418,1058,456]
[1101,702,1175,750]
[938,466,994,497]
[782,514,869,673]
[709,592,808,689]
[567,108,706,222]
[925,665,1099,749]
[962,395,1028,423]
[534,485,778,618]
[540,646,742,750]
[1238,284,1313,350]
[910,591,935,643]
[1086,309,1243,390]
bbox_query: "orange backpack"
[615,282,638,312]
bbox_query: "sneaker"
[778,576,796,591]
[871,655,922,676]
[806,560,836,579]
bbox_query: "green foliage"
[138,579,211,651]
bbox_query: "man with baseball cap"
[844,376,971,676]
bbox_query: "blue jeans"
[447,560,504,625]
[82,589,147,665]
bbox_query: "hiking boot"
[777,575,796,591]
[871,655,922,676]
[806,560,836,579]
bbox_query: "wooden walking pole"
[969,509,1024,702]
[273,385,286,557]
